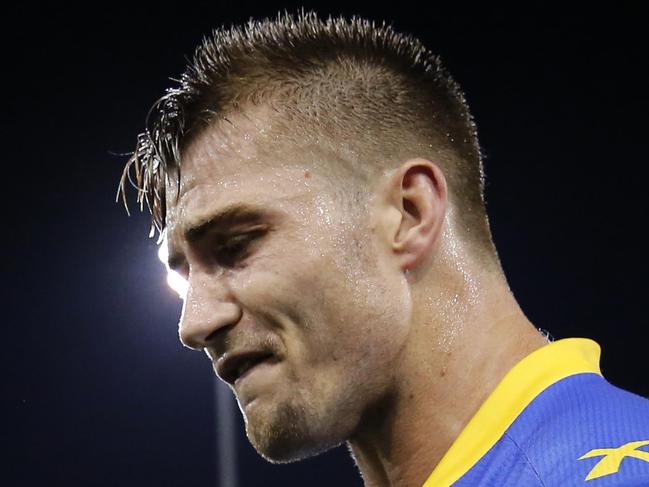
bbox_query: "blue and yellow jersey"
[423,338,649,486]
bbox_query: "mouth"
[217,351,276,385]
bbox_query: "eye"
[214,230,264,267]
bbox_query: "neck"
[346,268,550,487]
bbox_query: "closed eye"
[214,229,266,267]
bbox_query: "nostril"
[205,328,226,345]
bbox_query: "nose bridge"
[179,268,242,350]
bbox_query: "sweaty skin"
[164,108,549,487]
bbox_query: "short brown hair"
[119,10,495,260]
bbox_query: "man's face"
[165,120,412,462]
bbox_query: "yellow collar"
[422,338,602,487]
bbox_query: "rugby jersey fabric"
[422,338,649,486]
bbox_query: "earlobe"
[384,159,447,271]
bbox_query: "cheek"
[231,224,411,367]
[227,246,333,351]
[309,258,411,370]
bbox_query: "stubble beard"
[243,394,342,464]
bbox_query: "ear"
[376,158,448,271]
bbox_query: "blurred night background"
[2,3,647,486]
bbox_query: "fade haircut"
[119,10,498,265]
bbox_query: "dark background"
[3,2,647,486]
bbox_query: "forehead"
[165,108,324,239]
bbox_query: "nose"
[178,272,242,350]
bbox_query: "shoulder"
[506,373,649,486]
[433,339,649,486]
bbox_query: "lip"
[234,357,278,388]
[216,350,275,385]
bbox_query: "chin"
[243,398,341,464]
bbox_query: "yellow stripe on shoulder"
[422,338,602,487]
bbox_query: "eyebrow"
[184,203,267,241]
[167,203,269,271]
